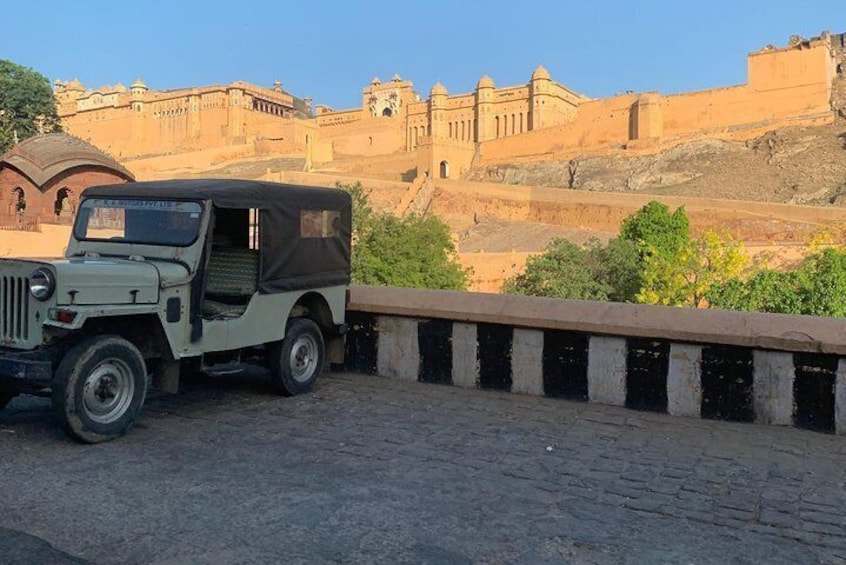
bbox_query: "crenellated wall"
[345,286,846,435]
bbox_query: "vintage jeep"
[0,179,351,443]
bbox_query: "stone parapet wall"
[344,286,846,434]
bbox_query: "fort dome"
[130,78,147,90]
[476,75,495,89]
[531,65,551,81]
[430,82,448,96]
[0,133,134,189]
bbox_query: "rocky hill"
[466,121,846,206]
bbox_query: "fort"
[53,32,845,182]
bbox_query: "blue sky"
[1,1,842,109]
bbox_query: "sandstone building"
[56,32,845,182]
[56,79,315,159]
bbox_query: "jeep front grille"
[0,276,29,343]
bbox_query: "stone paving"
[0,370,845,564]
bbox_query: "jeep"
[0,179,351,443]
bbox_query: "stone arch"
[439,160,449,179]
[382,107,393,117]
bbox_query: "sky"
[1,1,843,110]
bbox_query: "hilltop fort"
[55,32,845,183]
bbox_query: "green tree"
[503,237,641,302]
[338,182,468,290]
[707,248,846,317]
[620,200,691,259]
[0,60,61,152]
[707,270,802,314]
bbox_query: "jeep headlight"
[29,268,55,301]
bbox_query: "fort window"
[439,160,449,179]
[382,107,393,117]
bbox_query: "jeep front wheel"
[52,335,148,444]
[268,318,325,396]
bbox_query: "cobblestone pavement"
[1,370,845,564]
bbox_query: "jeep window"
[300,210,341,238]
[74,198,203,246]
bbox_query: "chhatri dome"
[429,82,448,96]
[476,75,495,89]
[531,65,551,81]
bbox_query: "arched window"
[54,187,74,219]
[11,187,25,215]
[439,160,449,179]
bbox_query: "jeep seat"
[202,246,259,319]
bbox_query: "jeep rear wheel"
[268,318,325,396]
[52,335,148,444]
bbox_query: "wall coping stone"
[349,286,846,355]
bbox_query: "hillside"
[465,121,846,206]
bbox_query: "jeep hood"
[48,258,161,305]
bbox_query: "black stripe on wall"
[701,345,754,422]
[477,323,513,391]
[793,353,837,433]
[542,330,589,401]
[626,338,669,413]
[343,312,379,375]
[418,319,453,385]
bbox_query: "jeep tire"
[52,335,148,444]
[268,318,325,396]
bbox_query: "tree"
[338,182,469,290]
[707,248,846,317]
[0,60,61,152]
[707,270,802,314]
[620,200,690,259]
[503,237,641,302]
[637,230,748,308]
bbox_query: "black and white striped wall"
[343,287,846,435]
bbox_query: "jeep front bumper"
[0,351,52,383]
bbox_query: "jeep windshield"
[74,198,203,246]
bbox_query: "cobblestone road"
[1,370,845,564]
